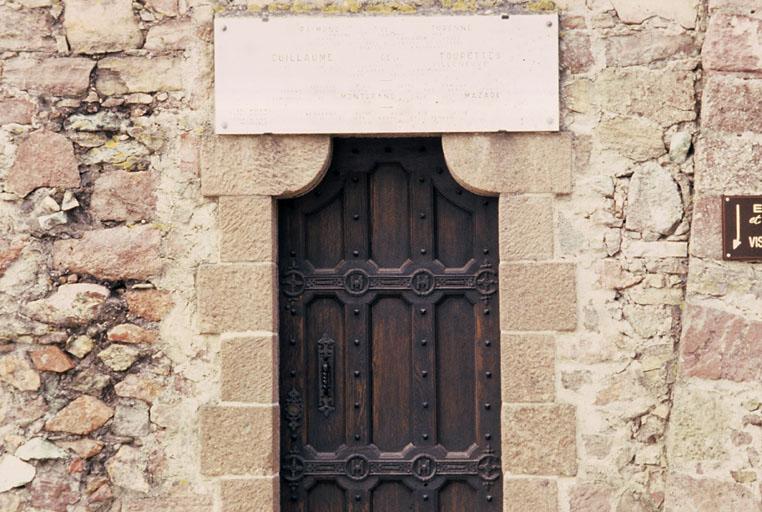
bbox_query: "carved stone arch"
[201,134,333,198]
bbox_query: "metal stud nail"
[422,370,428,378]
[354,370,361,377]
[422,401,429,408]
[419,308,427,315]
[355,494,362,502]
[422,433,429,440]
[354,308,360,315]
[353,213,360,220]
[354,338,360,346]
[354,433,360,440]
[487,495,493,502]
[419,212,426,219]
[423,494,429,501]
[420,248,427,254]
[485,433,492,440]
[484,403,491,410]
[353,250,359,256]
[421,339,427,346]
[486,371,492,378]
[354,402,360,409]
[485,339,492,347]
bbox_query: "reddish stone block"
[681,304,762,382]
[702,75,762,134]
[6,131,80,198]
[704,15,762,72]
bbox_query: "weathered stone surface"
[201,135,332,197]
[45,395,114,435]
[704,15,762,72]
[221,478,277,512]
[15,438,67,461]
[114,373,163,403]
[596,117,665,161]
[107,324,158,344]
[0,99,36,125]
[702,75,762,134]
[694,131,762,194]
[669,131,693,163]
[0,455,35,493]
[221,335,276,403]
[499,195,554,261]
[96,57,184,95]
[65,111,129,132]
[145,0,179,16]
[500,263,577,331]
[219,195,275,262]
[604,31,696,67]
[680,304,762,382]
[66,335,95,359]
[689,195,722,258]
[112,402,150,436]
[29,466,79,511]
[667,387,728,464]
[664,474,759,511]
[56,439,104,459]
[124,289,173,321]
[0,354,40,391]
[145,19,195,50]
[106,445,149,493]
[0,6,55,51]
[6,131,80,198]
[502,404,577,476]
[2,57,95,98]
[561,31,594,74]
[504,479,557,512]
[625,162,684,238]
[25,283,109,327]
[610,0,699,28]
[63,0,143,53]
[570,484,613,512]
[82,140,151,169]
[442,133,573,195]
[200,406,277,476]
[594,69,696,127]
[30,346,75,373]
[122,496,213,512]
[90,171,157,222]
[53,225,163,281]
[502,334,555,402]
[197,263,275,333]
[98,344,141,371]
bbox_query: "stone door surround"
[197,133,578,510]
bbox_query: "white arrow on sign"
[733,203,742,250]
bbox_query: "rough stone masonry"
[0,0,760,511]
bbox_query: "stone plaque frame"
[214,14,559,134]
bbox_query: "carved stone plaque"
[214,15,559,134]
[723,196,762,261]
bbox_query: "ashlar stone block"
[499,195,554,261]
[221,334,276,403]
[442,133,572,196]
[221,478,277,512]
[500,262,577,332]
[197,263,275,334]
[502,404,577,476]
[219,195,275,262]
[502,333,555,402]
[201,135,332,197]
[504,479,557,512]
[200,406,277,476]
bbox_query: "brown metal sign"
[723,196,762,261]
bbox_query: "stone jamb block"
[197,263,276,334]
[504,478,558,512]
[442,133,573,196]
[201,135,332,197]
[499,194,554,261]
[221,477,278,512]
[221,334,277,403]
[500,262,577,332]
[200,405,278,476]
[219,195,276,262]
[502,403,577,476]
[501,333,556,403]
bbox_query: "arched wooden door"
[278,138,502,511]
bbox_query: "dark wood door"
[279,138,501,512]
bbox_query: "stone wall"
[0,0,759,511]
